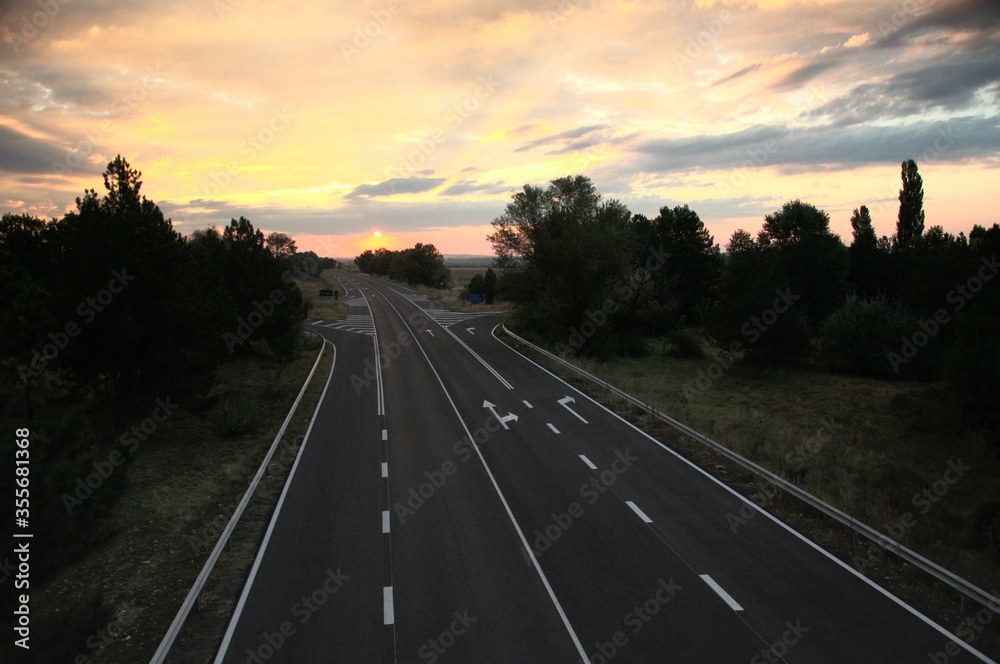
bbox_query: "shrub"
[819,294,917,378]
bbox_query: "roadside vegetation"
[488,166,1000,615]
[0,157,342,661]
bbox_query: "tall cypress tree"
[896,159,925,249]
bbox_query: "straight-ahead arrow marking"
[558,396,589,424]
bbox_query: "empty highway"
[214,273,996,663]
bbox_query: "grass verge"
[501,330,1000,657]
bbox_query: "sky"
[1,0,998,258]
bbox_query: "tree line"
[354,244,451,287]
[489,164,1000,446]
[0,156,322,574]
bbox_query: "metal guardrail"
[150,335,331,663]
[501,324,1000,614]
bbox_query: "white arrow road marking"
[558,396,589,423]
[425,330,435,337]
[466,327,476,335]
[483,400,519,430]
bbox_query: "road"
[213,273,997,663]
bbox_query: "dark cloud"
[438,179,509,196]
[0,125,74,174]
[812,51,1000,124]
[878,0,1000,48]
[514,124,608,152]
[633,116,1000,173]
[713,63,762,86]
[771,56,846,91]
[345,177,445,198]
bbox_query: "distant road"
[214,273,996,663]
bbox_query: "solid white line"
[383,586,394,625]
[580,455,597,470]
[444,325,514,390]
[382,510,390,534]
[547,422,561,434]
[381,462,388,478]
[376,294,588,660]
[700,574,744,612]
[494,326,1000,663]
[523,400,533,409]
[626,500,653,524]
[213,344,338,663]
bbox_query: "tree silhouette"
[895,159,925,249]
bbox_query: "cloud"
[514,124,609,153]
[438,179,510,196]
[877,0,1000,48]
[0,125,73,174]
[633,116,1000,173]
[713,62,762,86]
[345,177,446,199]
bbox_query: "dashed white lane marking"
[626,500,653,524]
[700,574,744,612]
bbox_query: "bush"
[819,294,918,378]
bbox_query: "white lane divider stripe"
[381,462,388,478]
[580,455,598,470]
[626,500,653,523]
[700,574,744,612]
[382,510,390,534]
[383,586,394,624]
[547,423,560,434]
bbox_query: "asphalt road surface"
[214,273,997,664]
